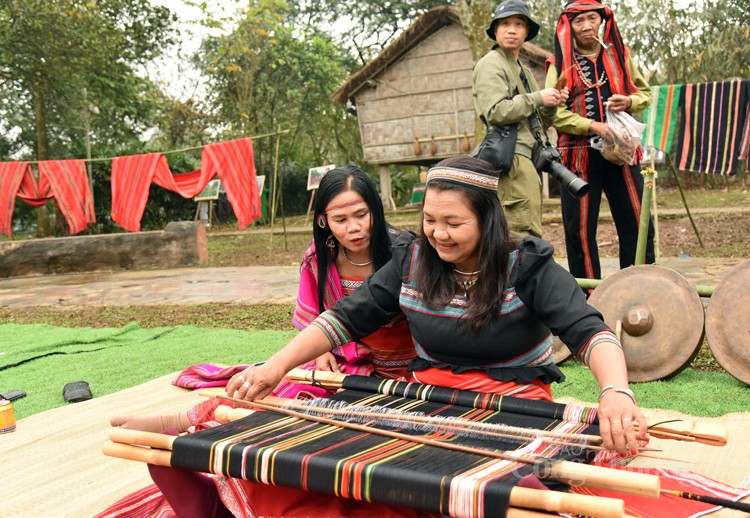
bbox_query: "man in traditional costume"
[545,0,654,280]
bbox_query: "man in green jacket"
[473,0,568,237]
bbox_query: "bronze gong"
[705,259,750,386]
[587,265,705,383]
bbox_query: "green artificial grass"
[2,323,292,420]
[3,323,748,421]
[556,360,749,417]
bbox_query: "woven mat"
[2,373,204,518]
[4,383,748,517]
[560,397,750,517]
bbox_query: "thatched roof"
[332,5,551,105]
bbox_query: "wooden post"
[379,165,396,212]
[304,190,316,226]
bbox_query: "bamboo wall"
[353,24,550,166]
[355,24,474,165]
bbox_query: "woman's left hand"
[597,391,648,454]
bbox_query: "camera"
[532,144,589,199]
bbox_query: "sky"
[146,0,241,100]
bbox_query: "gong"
[705,259,750,386]
[587,265,705,383]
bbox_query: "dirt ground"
[542,210,750,262]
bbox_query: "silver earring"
[317,214,326,228]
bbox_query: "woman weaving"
[110,166,415,430]
[230,155,647,455]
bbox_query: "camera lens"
[548,161,589,199]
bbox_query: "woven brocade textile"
[642,84,683,154]
[676,80,750,175]
[171,384,600,517]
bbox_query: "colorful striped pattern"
[171,387,598,517]
[36,160,95,234]
[93,483,175,518]
[0,160,95,237]
[342,375,599,425]
[572,466,750,518]
[201,138,260,229]
[111,153,172,232]
[642,84,683,153]
[172,363,250,389]
[111,138,260,232]
[0,162,32,238]
[676,80,750,175]
[739,102,750,161]
[426,166,498,192]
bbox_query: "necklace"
[456,278,478,295]
[342,248,373,267]
[453,267,480,296]
[453,267,481,276]
[573,58,607,89]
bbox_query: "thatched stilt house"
[332,6,551,209]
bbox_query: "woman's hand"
[596,391,648,454]
[226,362,286,402]
[315,352,342,372]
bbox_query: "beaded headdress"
[426,166,498,192]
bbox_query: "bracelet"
[599,385,637,404]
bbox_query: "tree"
[0,0,177,235]
[194,0,362,184]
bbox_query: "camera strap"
[516,63,551,148]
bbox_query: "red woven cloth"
[111,153,180,232]
[37,160,95,234]
[92,483,176,518]
[201,138,261,229]
[0,160,94,237]
[572,465,750,517]
[111,138,260,232]
[0,162,30,237]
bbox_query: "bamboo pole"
[635,167,657,265]
[665,152,704,248]
[574,276,715,298]
[649,147,660,259]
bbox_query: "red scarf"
[546,0,641,173]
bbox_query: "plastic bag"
[590,105,647,166]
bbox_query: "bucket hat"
[486,0,540,41]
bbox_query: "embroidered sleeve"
[311,311,353,351]
[576,330,621,366]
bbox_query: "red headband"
[324,198,366,213]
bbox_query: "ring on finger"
[623,417,632,422]
[238,375,246,383]
[611,420,621,425]
[242,381,251,389]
